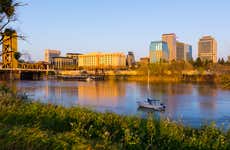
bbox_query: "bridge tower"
[2,30,18,68]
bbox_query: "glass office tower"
[149,41,169,63]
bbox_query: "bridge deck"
[0,68,55,72]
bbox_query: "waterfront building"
[44,49,61,63]
[126,51,136,68]
[149,41,169,63]
[162,33,177,61]
[176,42,193,61]
[198,36,217,63]
[2,30,18,68]
[66,53,82,67]
[78,52,126,69]
[139,57,150,64]
[52,57,75,70]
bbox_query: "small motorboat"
[137,97,166,111]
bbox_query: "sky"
[12,0,230,61]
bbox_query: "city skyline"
[13,0,230,61]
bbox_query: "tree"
[220,58,225,65]
[218,58,221,64]
[194,57,202,67]
[0,0,22,45]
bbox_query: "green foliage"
[14,51,21,60]
[1,0,22,45]
[138,61,193,77]
[0,0,15,18]
[0,84,230,149]
[221,74,230,89]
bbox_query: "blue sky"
[13,0,230,61]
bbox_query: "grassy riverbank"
[0,86,230,149]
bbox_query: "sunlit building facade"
[126,51,136,68]
[198,36,217,63]
[78,52,126,69]
[176,42,185,61]
[52,57,75,70]
[139,57,150,64]
[44,49,61,63]
[162,33,177,61]
[149,41,169,63]
[176,42,193,61]
[66,53,82,67]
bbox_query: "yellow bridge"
[0,31,54,80]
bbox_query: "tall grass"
[0,84,230,149]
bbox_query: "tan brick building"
[198,36,217,63]
[44,49,61,63]
[162,33,177,61]
[78,52,126,69]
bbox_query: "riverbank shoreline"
[0,86,230,149]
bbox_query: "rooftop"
[162,33,176,36]
[66,53,83,55]
[52,56,73,59]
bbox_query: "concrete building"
[78,52,126,69]
[176,42,193,61]
[162,33,177,61]
[126,51,136,68]
[176,42,185,61]
[66,53,82,67]
[149,41,169,63]
[52,57,75,70]
[139,57,150,64]
[44,49,61,63]
[198,36,217,63]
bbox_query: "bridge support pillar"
[0,70,21,80]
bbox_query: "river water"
[2,80,230,128]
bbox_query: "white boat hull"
[137,101,166,111]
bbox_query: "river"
[2,80,230,128]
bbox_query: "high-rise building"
[186,44,193,61]
[176,42,185,61]
[149,41,169,63]
[78,52,126,69]
[198,36,217,63]
[126,51,135,68]
[44,49,61,63]
[162,33,177,61]
[176,42,193,61]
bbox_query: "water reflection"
[1,80,230,127]
[77,81,126,107]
